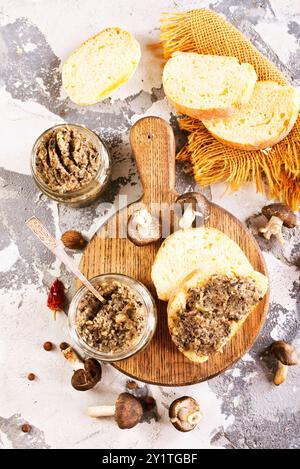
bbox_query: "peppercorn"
[27,373,35,381]
[59,342,69,351]
[21,424,31,433]
[43,341,53,351]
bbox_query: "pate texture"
[35,126,100,194]
[76,281,145,353]
[172,276,262,355]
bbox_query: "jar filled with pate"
[68,274,157,361]
[31,124,111,206]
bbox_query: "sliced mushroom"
[169,396,203,432]
[127,208,161,246]
[269,341,298,386]
[259,203,297,244]
[62,346,102,391]
[176,192,209,230]
[87,392,143,429]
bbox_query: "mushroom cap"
[261,204,297,228]
[270,341,298,366]
[127,208,161,246]
[169,396,202,432]
[115,393,143,429]
[71,358,102,391]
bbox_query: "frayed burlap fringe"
[160,10,300,209]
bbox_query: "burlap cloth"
[160,9,300,209]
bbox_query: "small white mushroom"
[259,215,285,244]
[259,203,297,244]
[127,208,161,246]
[269,341,298,386]
[176,192,209,230]
[87,393,143,429]
[169,396,203,432]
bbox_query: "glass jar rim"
[31,123,111,198]
[68,273,157,362]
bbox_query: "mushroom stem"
[187,411,203,426]
[274,362,288,386]
[62,346,84,371]
[259,216,285,244]
[177,408,203,425]
[179,204,203,230]
[87,405,116,418]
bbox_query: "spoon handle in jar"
[25,216,105,303]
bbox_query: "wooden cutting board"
[79,116,269,386]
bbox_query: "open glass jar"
[68,274,157,362]
[31,124,111,207]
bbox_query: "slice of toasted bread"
[62,28,141,105]
[203,81,299,150]
[162,52,257,119]
[151,227,253,301]
[168,267,268,364]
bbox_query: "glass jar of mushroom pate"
[31,124,111,207]
[68,274,157,362]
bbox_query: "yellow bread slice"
[203,81,300,150]
[168,266,268,364]
[162,52,257,119]
[151,227,253,301]
[62,28,141,105]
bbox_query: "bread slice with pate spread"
[62,28,141,105]
[151,227,254,302]
[202,81,299,150]
[167,266,268,364]
[162,52,257,119]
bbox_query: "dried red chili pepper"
[47,279,65,320]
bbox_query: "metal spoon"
[26,216,105,303]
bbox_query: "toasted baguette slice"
[162,52,257,119]
[151,227,253,301]
[62,28,141,105]
[203,81,299,150]
[168,267,268,364]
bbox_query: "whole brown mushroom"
[87,392,143,429]
[259,203,297,244]
[176,192,209,230]
[269,341,298,386]
[62,346,102,391]
[169,396,203,432]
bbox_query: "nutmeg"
[61,230,87,250]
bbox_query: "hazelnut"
[61,230,87,250]
[27,373,35,381]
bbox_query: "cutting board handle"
[130,116,176,204]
